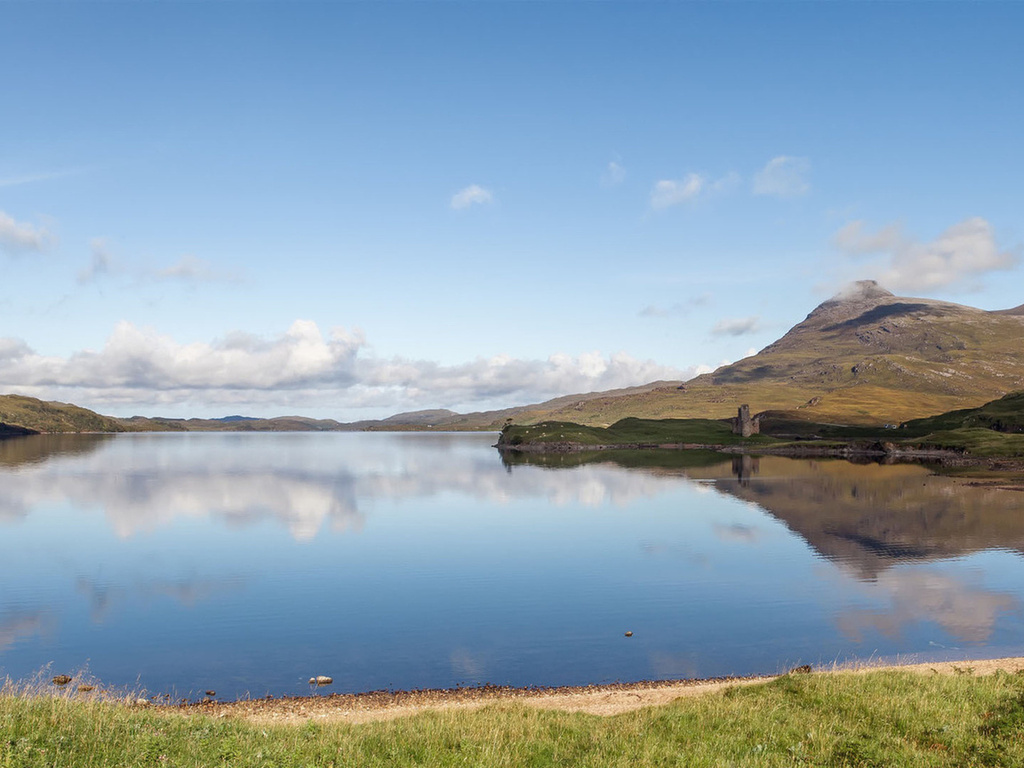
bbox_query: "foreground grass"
[3,671,1024,767]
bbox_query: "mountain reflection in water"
[505,450,1024,579]
[507,449,1024,646]
[1,433,1022,697]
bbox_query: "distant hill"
[117,415,349,432]
[0,394,127,434]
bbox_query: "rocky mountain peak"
[803,280,897,326]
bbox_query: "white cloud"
[650,173,705,209]
[601,160,626,188]
[0,210,52,254]
[0,322,700,415]
[360,350,696,405]
[639,294,711,318]
[650,171,739,210]
[78,238,116,284]
[156,254,236,284]
[752,156,811,197]
[0,320,363,392]
[450,184,494,210]
[710,316,762,337]
[833,217,1019,292]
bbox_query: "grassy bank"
[3,670,1024,767]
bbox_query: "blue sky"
[2,2,1022,419]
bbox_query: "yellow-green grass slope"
[3,670,1024,767]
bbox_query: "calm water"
[1,432,1023,700]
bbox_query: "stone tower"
[732,404,760,437]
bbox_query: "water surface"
[1,433,1022,699]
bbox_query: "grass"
[902,392,1024,436]
[2,670,1024,766]
[902,428,1024,458]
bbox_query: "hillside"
[902,390,1024,435]
[0,395,127,434]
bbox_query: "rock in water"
[52,675,72,686]
[624,631,633,637]
[308,675,333,686]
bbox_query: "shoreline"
[497,440,1024,468]
[178,655,1024,725]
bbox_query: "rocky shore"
[181,656,1024,725]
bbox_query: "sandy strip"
[186,656,1024,725]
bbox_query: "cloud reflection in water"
[0,434,684,541]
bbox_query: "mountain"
[433,281,1024,428]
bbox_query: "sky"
[1,1,1022,420]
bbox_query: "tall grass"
[2,670,1023,766]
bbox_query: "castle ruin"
[732,404,760,437]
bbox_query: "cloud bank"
[833,217,1018,292]
[0,322,698,416]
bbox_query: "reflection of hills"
[508,451,1024,580]
[0,434,113,468]
[707,457,1024,579]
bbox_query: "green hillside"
[902,390,1024,435]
